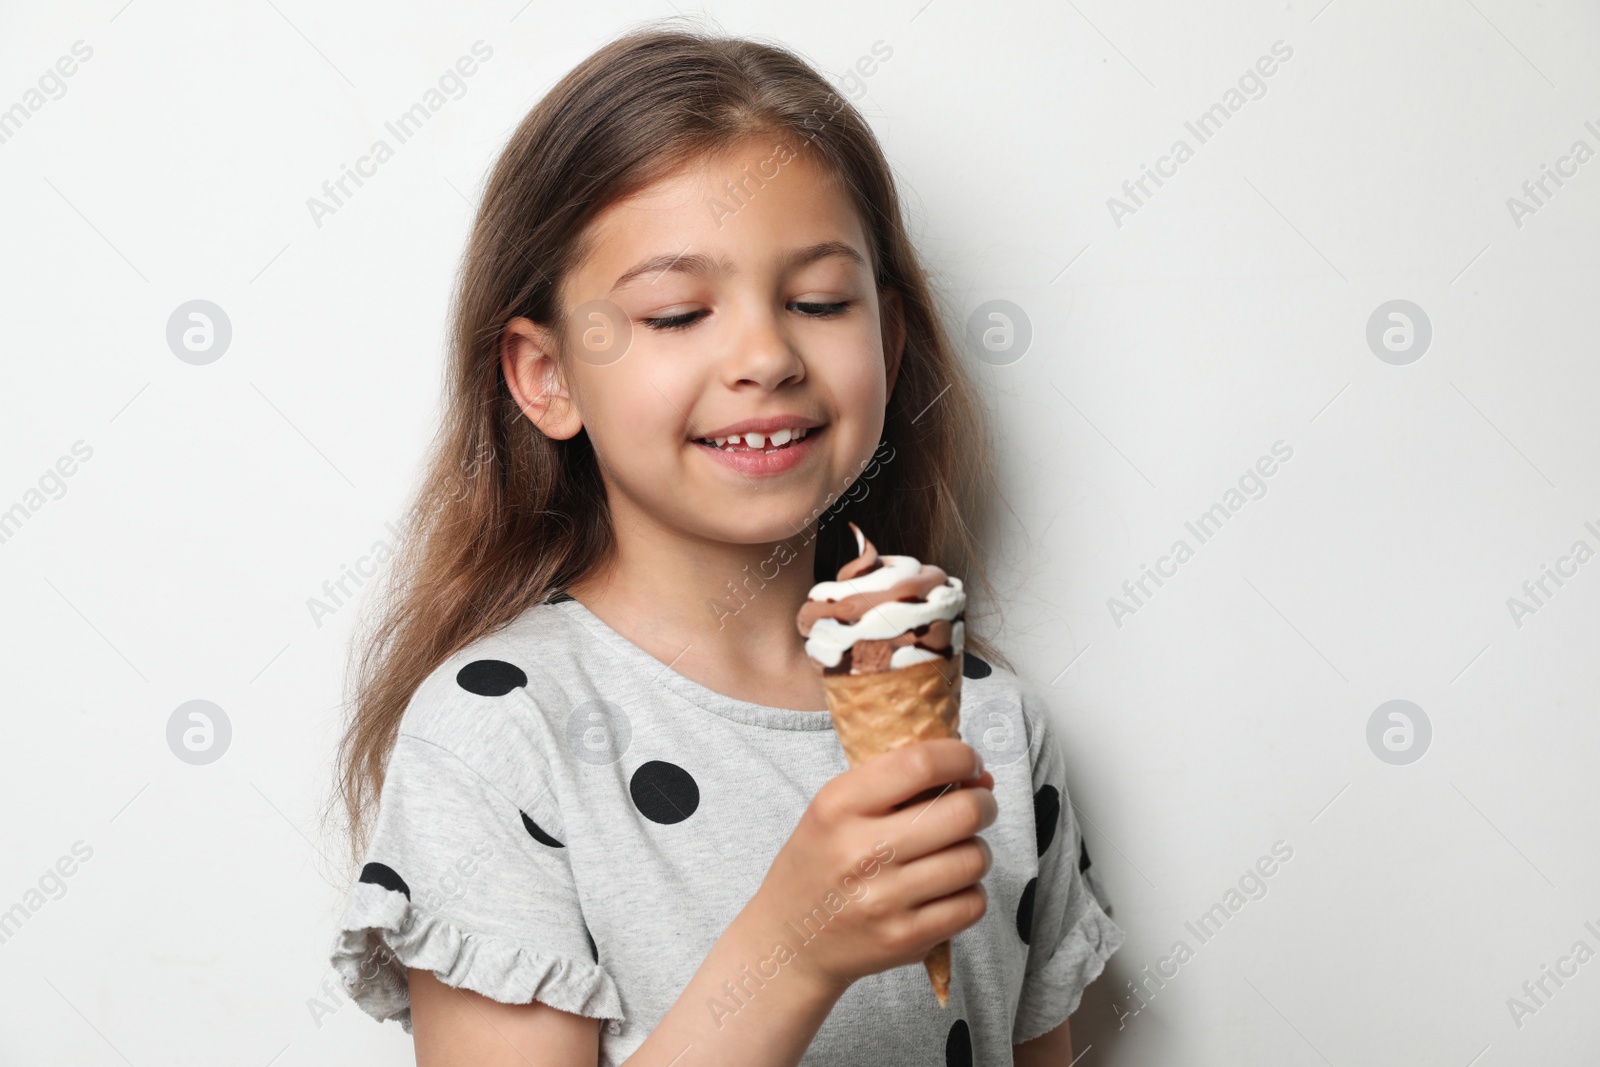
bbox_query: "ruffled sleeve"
[1011,681,1126,1045]
[329,726,624,1035]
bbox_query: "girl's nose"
[722,305,804,389]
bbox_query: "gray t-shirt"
[329,591,1124,1065]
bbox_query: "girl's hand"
[750,737,997,997]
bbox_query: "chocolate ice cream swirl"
[798,522,966,676]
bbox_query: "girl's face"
[503,136,903,549]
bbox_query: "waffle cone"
[819,655,963,1007]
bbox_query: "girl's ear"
[500,317,583,440]
[881,287,907,402]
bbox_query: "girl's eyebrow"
[610,240,867,292]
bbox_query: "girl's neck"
[566,519,829,712]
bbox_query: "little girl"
[328,23,1123,1066]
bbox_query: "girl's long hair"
[331,21,1012,867]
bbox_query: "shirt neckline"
[549,594,838,732]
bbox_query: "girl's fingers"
[890,768,994,810]
[842,739,985,814]
[882,836,992,908]
[905,882,989,947]
[870,778,998,866]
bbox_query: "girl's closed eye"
[639,298,855,331]
[793,299,853,318]
[639,307,705,331]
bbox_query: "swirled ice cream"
[798,522,965,675]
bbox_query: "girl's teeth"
[701,426,813,450]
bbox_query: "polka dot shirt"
[328,591,1124,1065]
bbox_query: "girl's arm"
[618,896,847,1066]
[1013,1019,1074,1066]
[414,947,1079,1067]
[409,968,602,1065]
[411,897,843,1066]
[408,739,996,1066]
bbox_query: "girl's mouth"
[691,424,823,475]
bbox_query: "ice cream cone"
[818,654,962,768]
[798,522,967,1007]
[818,654,963,1005]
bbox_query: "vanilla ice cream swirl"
[798,523,966,674]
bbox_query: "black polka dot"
[961,651,991,679]
[456,659,528,696]
[1079,838,1092,874]
[585,927,599,962]
[629,761,700,825]
[1033,785,1060,857]
[945,1018,972,1067]
[1016,877,1037,944]
[359,861,410,900]
[520,809,564,848]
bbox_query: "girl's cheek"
[834,356,887,411]
[605,382,692,452]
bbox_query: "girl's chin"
[675,494,830,547]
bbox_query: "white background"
[2,0,1597,1063]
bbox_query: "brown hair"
[329,19,1012,868]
